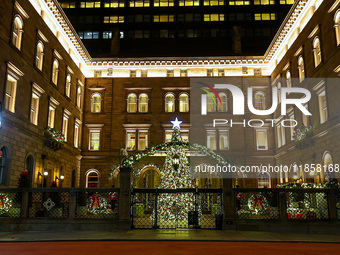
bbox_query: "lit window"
[323,152,333,169]
[289,114,295,141]
[89,130,100,150]
[127,94,137,113]
[302,103,309,127]
[219,130,229,150]
[154,0,174,7]
[4,75,17,113]
[130,0,150,7]
[207,131,216,150]
[80,1,101,8]
[218,93,227,112]
[254,0,275,5]
[313,37,322,67]
[61,2,76,8]
[254,13,276,20]
[48,98,58,129]
[318,90,328,124]
[179,93,189,112]
[104,16,124,23]
[298,56,305,83]
[139,94,148,113]
[256,129,268,150]
[12,16,23,50]
[74,121,80,148]
[276,124,285,148]
[286,70,292,88]
[82,31,99,39]
[30,93,40,125]
[178,0,199,6]
[65,74,71,97]
[153,15,175,22]
[204,14,225,22]
[165,93,175,112]
[207,94,216,112]
[254,92,265,110]
[103,31,112,39]
[86,170,100,188]
[335,10,340,46]
[52,59,59,85]
[104,0,125,7]
[138,132,148,150]
[258,172,270,188]
[204,0,225,6]
[91,93,102,113]
[126,132,136,150]
[229,0,250,5]
[62,113,69,141]
[35,42,44,70]
[77,84,82,108]
[279,0,294,4]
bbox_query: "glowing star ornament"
[171,117,183,129]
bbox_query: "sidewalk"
[1,229,340,243]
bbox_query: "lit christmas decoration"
[170,117,183,129]
[248,194,269,215]
[87,193,108,214]
[0,193,12,215]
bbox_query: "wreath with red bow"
[247,194,269,215]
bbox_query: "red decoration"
[306,211,317,220]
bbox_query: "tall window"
[258,172,270,188]
[138,132,148,150]
[139,94,148,113]
[302,103,309,127]
[52,59,59,85]
[256,129,268,150]
[0,147,9,185]
[334,10,340,46]
[65,74,71,97]
[48,98,59,128]
[219,130,229,150]
[286,70,292,88]
[91,93,102,113]
[254,92,265,110]
[318,90,328,124]
[35,42,44,70]
[218,93,227,112]
[126,132,136,150]
[30,93,40,125]
[4,75,17,113]
[207,131,216,150]
[178,0,199,6]
[80,1,101,8]
[86,170,100,188]
[289,114,295,141]
[165,93,175,112]
[277,124,285,148]
[62,113,69,141]
[77,85,82,108]
[12,16,23,49]
[74,123,80,148]
[104,0,125,7]
[130,0,150,7]
[323,151,333,171]
[313,37,322,67]
[127,94,137,113]
[204,0,224,6]
[207,94,216,112]
[179,93,189,112]
[298,56,305,83]
[89,130,100,150]
[154,0,174,6]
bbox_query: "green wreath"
[247,194,268,215]
[86,194,108,214]
[0,193,12,215]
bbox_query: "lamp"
[173,154,180,170]
[38,168,49,179]
[55,172,64,182]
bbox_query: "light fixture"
[44,168,49,177]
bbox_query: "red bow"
[253,195,264,210]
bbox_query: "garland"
[247,194,268,215]
[45,127,65,142]
[293,125,312,141]
[0,193,12,215]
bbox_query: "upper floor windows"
[52,59,59,85]
[204,14,225,22]
[77,83,83,108]
[30,83,45,126]
[179,93,189,112]
[335,10,340,46]
[154,0,174,6]
[65,74,72,97]
[254,0,275,5]
[276,123,285,148]
[279,0,294,4]
[35,42,44,71]
[204,0,224,6]
[178,0,199,6]
[127,93,137,113]
[154,15,174,22]
[207,94,216,112]
[256,129,268,150]
[313,37,322,67]
[206,130,230,150]
[139,94,148,113]
[218,93,227,112]
[91,93,102,113]
[104,0,125,7]
[254,91,265,110]
[286,70,292,88]
[48,98,59,129]
[165,93,175,112]
[298,56,305,83]
[80,1,100,8]
[254,13,276,21]
[318,89,328,124]
[12,16,23,50]
[130,0,150,7]
[60,1,76,8]
[229,1,250,5]
[103,16,124,23]
[4,74,17,113]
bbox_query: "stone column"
[118,167,132,220]
[223,178,236,229]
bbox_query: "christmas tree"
[157,128,195,222]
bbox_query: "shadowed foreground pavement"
[1,241,340,255]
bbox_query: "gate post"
[119,166,132,221]
[223,179,236,228]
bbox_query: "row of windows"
[60,0,293,8]
[11,16,83,106]
[102,13,276,23]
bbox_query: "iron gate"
[131,188,223,229]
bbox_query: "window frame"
[313,37,322,67]
[165,93,175,113]
[255,128,268,150]
[127,93,137,113]
[91,93,102,113]
[12,15,23,50]
[179,93,189,113]
[35,41,44,71]
[139,93,149,113]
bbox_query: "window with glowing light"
[165,93,175,112]
[35,42,44,70]
[127,94,137,113]
[313,37,322,67]
[179,93,189,112]
[104,0,125,7]
[12,16,23,50]
[154,0,174,6]
[335,10,340,46]
[298,56,305,83]
[91,93,102,113]
[217,93,227,112]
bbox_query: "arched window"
[218,93,227,112]
[12,16,23,49]
[207,94,216,112]
[179,93,189,112]
[65,74,71,97]
[25,155,34,187]
[0,147,9,185]
[254,92,265,110]
[334,10,340,46]
[127,93,137,113]
[86,169,100,188]
[258,172,270,188]
[165,93,175,112]
[313,37,322,67]
[323,151,333,180]
[35,42,44,70]
[286,70,292,88]
[298,56,305,83]
[91,93,101,113]
[52,59,59,85]
[139,93,148,113]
